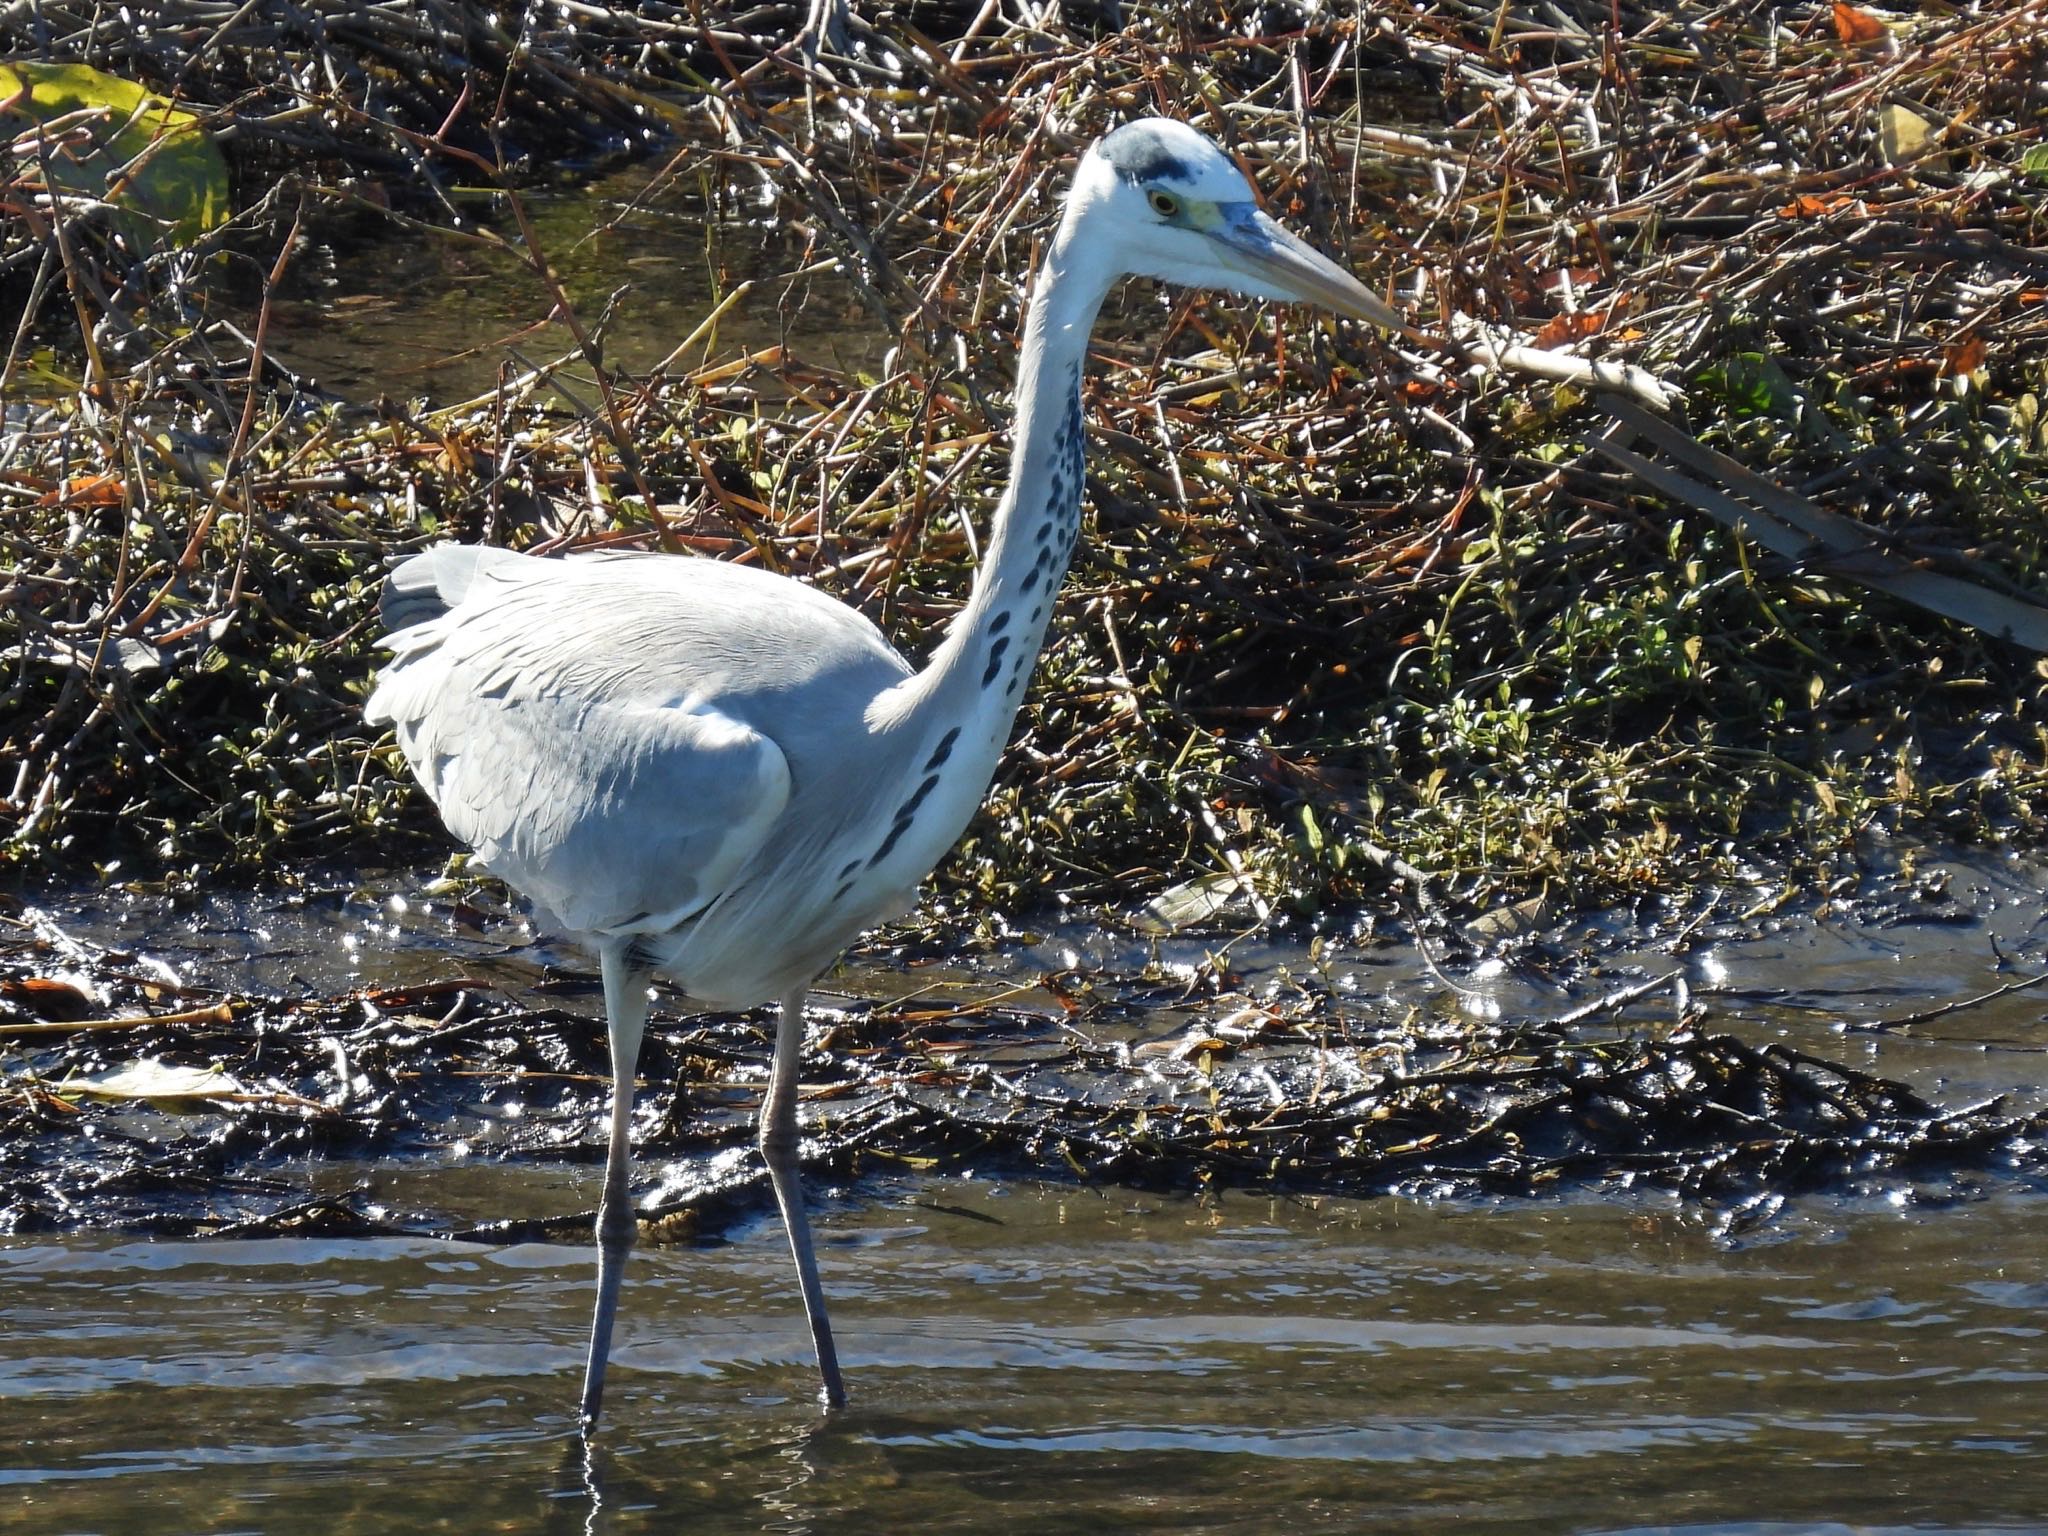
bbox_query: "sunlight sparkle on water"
[1458,956,1507,1020]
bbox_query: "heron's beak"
[1210,205,1403,332]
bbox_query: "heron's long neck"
[899,250,1112,752]
[832,242,1114,905]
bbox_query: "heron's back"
[367,546,919,998]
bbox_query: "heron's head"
[1060,119,1400,331]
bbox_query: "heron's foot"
[818,1368,848,1414]
[579,1217,638,1431]
[807,1288,847,1411]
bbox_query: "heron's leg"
[578,946,652,1432]
[761,989,846,1409]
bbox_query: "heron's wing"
[368,562,808,937]
[378,542,532,633]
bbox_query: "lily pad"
[0,61,229,248]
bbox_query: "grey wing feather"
[366,546,911,939]
[379,543,531,632]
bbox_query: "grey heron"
[366,118,1396,1428]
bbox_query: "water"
[262,160,871,403]
[8,853,2048,1531]
[5,1176,2045,1533]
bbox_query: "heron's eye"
[1147,190,1180,218]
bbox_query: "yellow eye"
[1147,190,1179,218]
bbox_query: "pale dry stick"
[1592,395,2048,651]
[1287,45,1314,171]
[644,280,756,377]
[1149,397,1192,516]
[950,0,1009,64]
[1858,970,2048,1034]
[1463,332,1681,410]
[1554,971,1695,1030]
[0,1003,238,1039]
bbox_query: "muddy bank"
[6,853,2043,1240]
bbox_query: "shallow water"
[263,160,872,402]
[9,852,2048,1531]
[6,1175,2046,1534]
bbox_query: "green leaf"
[2022,145,2048,181]
[0,62,229,248]
[1693,352,1800,418]
[1299,803,1324,857]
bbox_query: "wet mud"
[5,859,2043,1245]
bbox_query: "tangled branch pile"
[4,907,2033,1237]
[4,0,2047,918]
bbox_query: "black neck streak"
[981,371,1084,699]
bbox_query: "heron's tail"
[379,543,532,633]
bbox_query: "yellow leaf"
[0,61,229,247]
[1879,103,1932,164]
